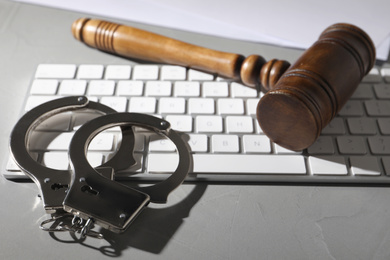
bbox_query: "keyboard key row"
[10,147,388,177]
[146,152,388,176]
[27,129,273,155]
[147,154,306,174]
[33,153,389,176]
[35,64,220,81]
[30,78,258,98]
[322,117,390,136]
[351,83,390,100]
[25,95,259,116]
[336,100,390,116]
[146,154,390,176]
[151,134,273,153]
[309,136,390,155]
[37,64,390,86]
[31,93,390,118]
[8,133,390,176]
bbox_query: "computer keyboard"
[5,63,390,184]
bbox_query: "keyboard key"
[188,98,215,114]
[350,156,381,176]
[147,154,306,174]
[226,116,253,133]
[100,96,128,112]
[128,97,156,113]
[174,81,200,97]
[321,118,346,134]
[117,80,143,96]
[196,116,223,132]
[378,118,390,134]
[246,99,259,116]
[59,80,87,95]
[185,134,208,152]
[145,81,171,96]
[133,65,159,80]
[77,64,104,79]
[218,98,244,114]
[347,118,377,135]
[87,153,104,168]
[38,132,113,151]
[362,67,381,83]
[43,151,104,170]
[307,136,335,155]
[242,135,271,153]
[105,65,131,79]
[338,100,364,116]
[149,135,176,152]
[88,80,115,96]
[203,82,229,97]
[188,69,214,81]
[211,134,239,153]
[88,133,114,151]
[373,83,390,99]
[231,82,258,97]
[309,156,348,175]
[337,136,367,154]
[381,68,390,76]
[159,97,185,114]
[35,64,76,79]
[274,145,302,154]
[44,132,73,150]
[42,151,69,170]
[165,115,192,132]
[381,68,390,83]
[368,137,390,154]
[365,100,390,116]
[30,79,58,95]
[160,65,186,80]
[350,84,374,99]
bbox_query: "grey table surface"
[1,1,390,259]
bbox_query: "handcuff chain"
[40,213,103,239]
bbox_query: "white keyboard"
[5,63,390,184]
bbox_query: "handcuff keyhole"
[81,185,99,196]
[51,183,69,191]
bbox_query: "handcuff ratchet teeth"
[9,96,191,235]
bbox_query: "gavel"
[72,18,375,151]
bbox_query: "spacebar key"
[148,154,306,174]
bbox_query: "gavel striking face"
[72,18,375,151]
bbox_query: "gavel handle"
[72,18,289,90]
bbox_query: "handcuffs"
[9,96,191,238]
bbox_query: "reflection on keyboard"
[5,64,390,184]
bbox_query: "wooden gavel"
[72,18,375,151]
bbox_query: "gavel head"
[257,23,375,151]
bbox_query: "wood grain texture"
[257,23,375,150]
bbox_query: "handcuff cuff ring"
[63,112,192,233]
[9,96,136,212]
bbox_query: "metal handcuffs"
[9,96,191,235]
